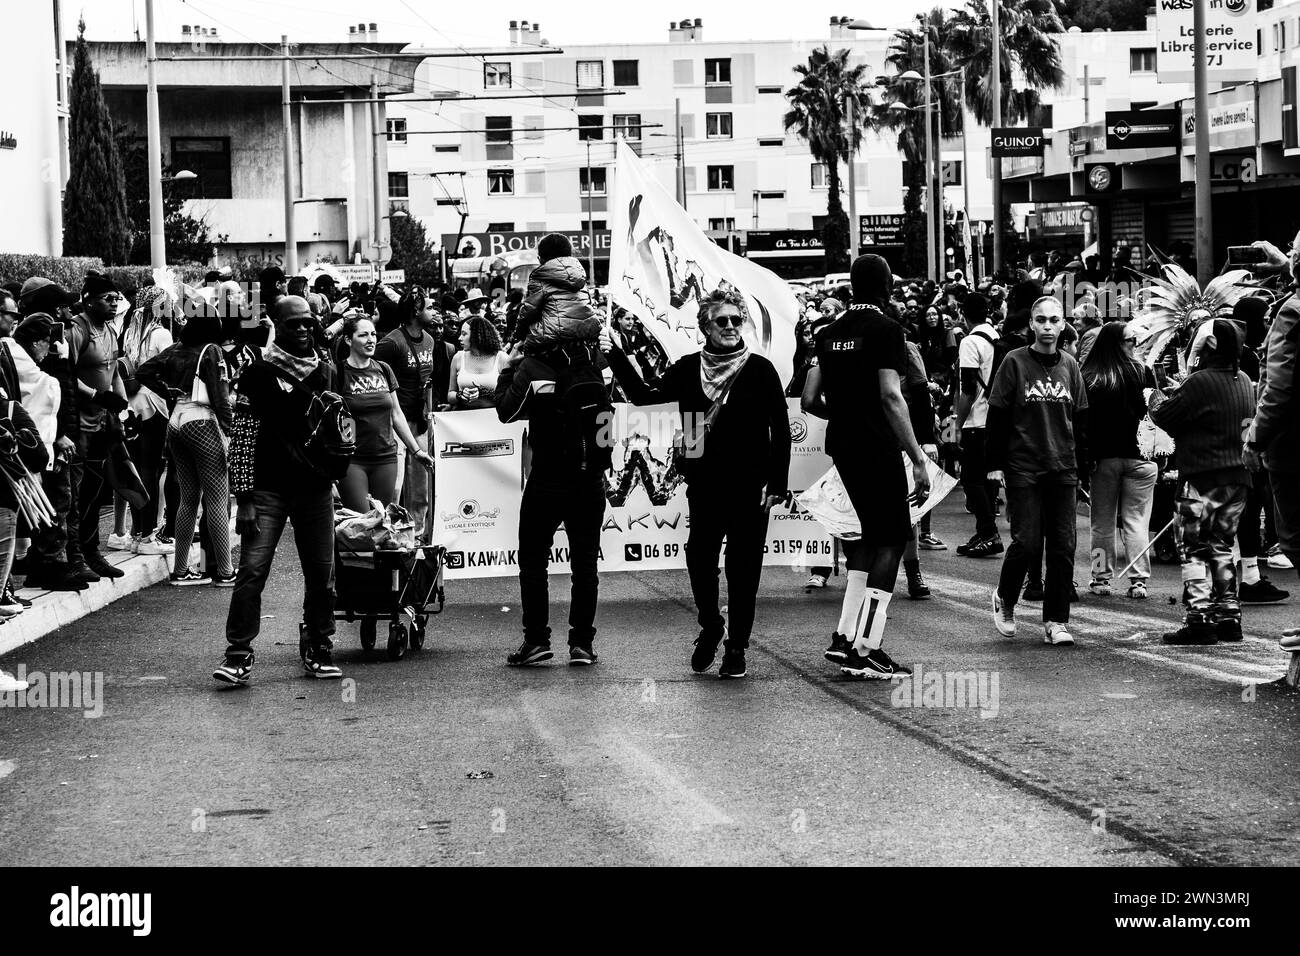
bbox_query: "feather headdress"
[1127,258,1253,372]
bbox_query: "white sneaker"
[0,668,28,692]
[992,591,1016,637]
[1268,549,1294,570]
[106,532,134,552]
[134,533,175,556]
[1045,622,1075,646]
[1280,628,1300,651]
[805,574,828,590]
[1088,580,1112,597]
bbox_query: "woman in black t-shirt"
[337,316,433,511]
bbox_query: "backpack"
[554,347,613,475]
[962,327,1009,394]
[270,367,357,481]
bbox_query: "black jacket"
[606,346,790,497]
[495,345,605,478]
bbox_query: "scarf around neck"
[265,341,320,382]
[699,340,750,404]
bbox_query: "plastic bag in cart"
[796,455,957,541]
[334,497,416,552]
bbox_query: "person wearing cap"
[802,255,930,679]
[66,272,130,580]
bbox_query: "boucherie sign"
[991,127,1047,158]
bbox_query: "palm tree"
[784,46,873,272]
[946,0,1065,127]
[871,8,963,277]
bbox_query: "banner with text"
[432,402,835,580]
[1156,0,1256,85]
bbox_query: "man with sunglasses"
[65,272,130,581]
[0,291,20,338]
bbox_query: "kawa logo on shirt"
[1023,379,1071,402]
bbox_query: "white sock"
[837,571,869,636]
[852,587,893,653]
[1241,557,1260,586]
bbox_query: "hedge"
[0,254,207,301]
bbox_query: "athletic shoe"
[692,626,725,673]
[0,597,23,618]
[1215,618,1243,643]
[718,646,746,678]
[1266,545,1293,570]
[506,642,553,666]
[154,534,176,549]
[1088,580,1113,597]
[824,632,851,663]
[134,533,175,556]
[992,591,1016,637]
[3,583,31,608]
[1240,580,1289,604]
[1022,581,1044,602]
[1127,581,1148,600]
[963,536,1004,559]
[1279,628,1300,651]
[25,562,88,592]
[917,532,946,550]
[840,646,905,679]
[1044,622,1075,646]
[0,668,29,692]
[169,569,211,586]
[804,573,828,590]
[68,562,100,585]
[906,566,931,600]
[84,553,124,579]
[569,645,598,666]
[302,647,343,679]
[1162,621,1216,645]
[212,654,253,687]
[211,572,237,588]
[954,534,982,556]
[106,532,134,552]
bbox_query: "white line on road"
[0,759,14,782]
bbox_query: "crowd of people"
[0,227,1297,693]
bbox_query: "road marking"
[0,759,14,781]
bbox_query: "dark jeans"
[72,430,113,558]
[518,470,606,648]
[685,485,770,649]
[998,473,1078,624]
[960,427,998,540]
[1237,470,1275,558]
[224,488,336,661]
[128,413,167,534]
[1268,468,1300,574]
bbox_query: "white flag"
[610,139,799,388]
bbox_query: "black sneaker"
[212,654,253,686]
[718,646,746,678]
[1215,618,1244,642]
[963,536,1004,559]
[3,583,31,608]
[85,553,125,579]
[506,642,553,666]
[691,626,726,673]
[569,645,598,666]
[1162,621,1217,645]
[841,647,910,679]
[824,632,851,662]
[1240,580,1289,604]
[302,646,343,679]
[954,535,982,556]
[170,569,212,586]
[1022,581,1045,602]
[68,562,101,584]
[211,572,237,588]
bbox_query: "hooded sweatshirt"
[518,256,601,352]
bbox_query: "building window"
[811,163,828,189]
[612,113,642,141]
[576,60,604,89]
[485,116,513,144]
[389,199,409,214]
[704,58,731,84]
[756,85,782,94]
[1129,48,1157,73]
[612,59,639,87]
[706,112,733,139]
[385,117,407,143]
[434,145,460,153]
[757,190,785,200]
[707,165,734,191]
[170,137,232,198]
[758,137,783,147]
[487,169,514,195]
[708,217,736,231]
[578,115,604,141]
[387,172,409,198]
[579,167,607,196]
[484,62,511,88]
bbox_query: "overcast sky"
[82,0,961,45]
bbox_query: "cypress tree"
[63,18,132,265]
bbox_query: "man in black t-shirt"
[802,255,931,680]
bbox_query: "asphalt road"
[1,499,1297,866]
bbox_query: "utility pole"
[960,66,973,282]
[281,35,297,276]
[1083,63,1091,124]
[1192,0,1213,287]
[847,95,859,263]
[370,75,387,274]
[933,78,945,277]
[675,98,687,210]
[585,138,596,287]
[923,19,936,282]
[145,0,165,268]
[991,0,1003,277]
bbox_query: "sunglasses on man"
[712,313,745,328]
[281,318,315,331]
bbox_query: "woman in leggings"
[337,314,433,511]
[137,314,234,586]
